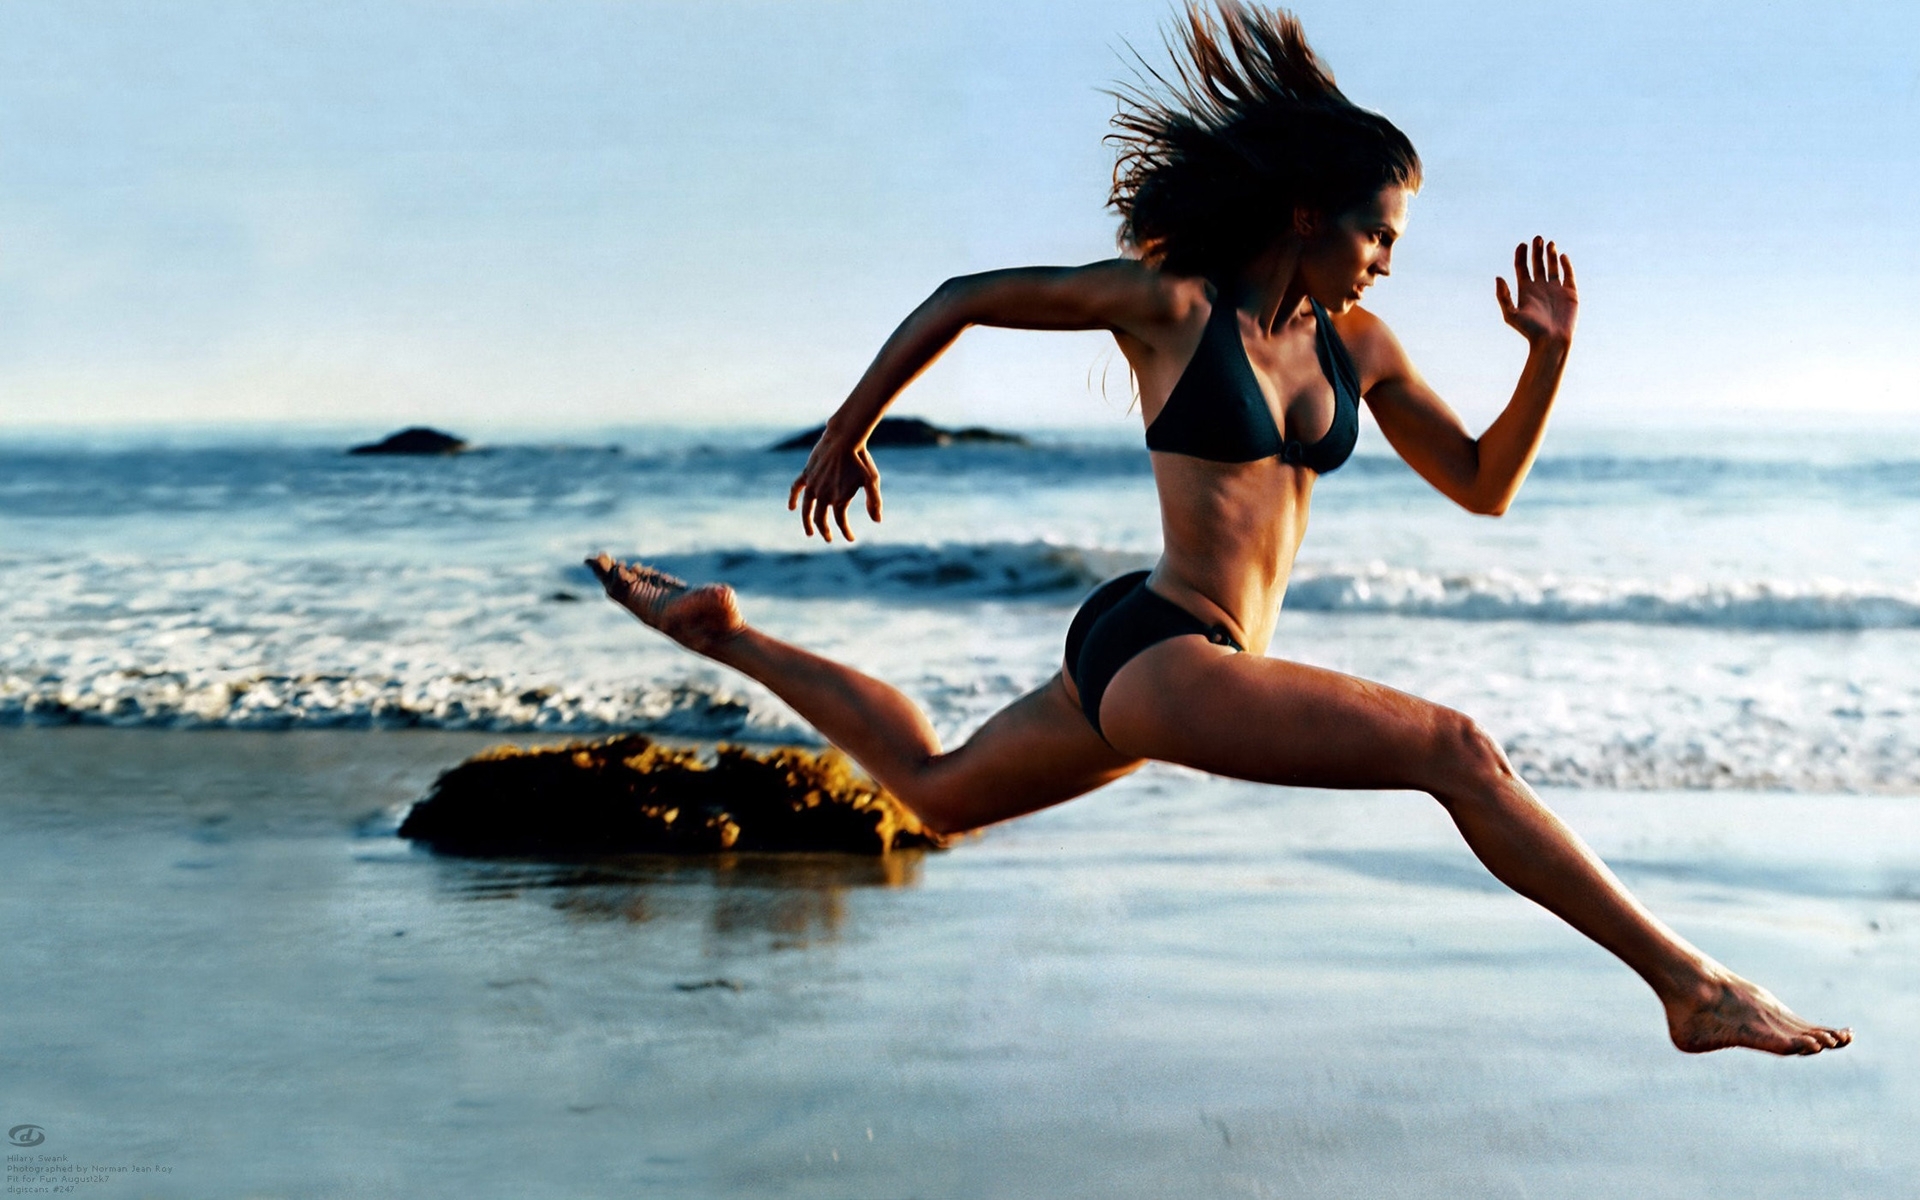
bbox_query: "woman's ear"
[1291,205,1324,238]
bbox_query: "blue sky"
[0,0,1915,431]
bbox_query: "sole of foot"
[587,554,745,656]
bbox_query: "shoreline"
[3,727,1913,1197]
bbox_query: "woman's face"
[1296,185,1410,313]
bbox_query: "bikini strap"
[1309,297,1361,404]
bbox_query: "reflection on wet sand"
[434,850,928,945]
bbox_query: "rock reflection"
[435,851,927,946]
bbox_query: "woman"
[590,1,1848,1056]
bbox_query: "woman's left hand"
[1496,236,1577,346]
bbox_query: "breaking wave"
[1282,564,1920,630]
[1500,728,1920,793]
[0,669,818,742]
[647,542,1920,630]
[642,543,1147,600]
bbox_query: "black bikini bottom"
[1063,570,1244,740]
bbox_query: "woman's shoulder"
[1043,259,1214,352]
[1327,302,1388,341]
[1327,304,1413,382]
[1076,258,1212,324]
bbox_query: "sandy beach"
[3,726,1912,1199]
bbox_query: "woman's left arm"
[1352,236,1578,516]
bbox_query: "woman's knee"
[873,754,967,835]
[885,751,1025,836]
[1426,708,1516,794]
[897,776,974,836]
[893,746,1127,836]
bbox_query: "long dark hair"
[1108,2,1422,278]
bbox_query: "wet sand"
[1,727,1914,1199]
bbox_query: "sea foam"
[0,666,815,741]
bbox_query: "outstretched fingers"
[787,437,884,544]
[811,492,835,542]
[1498,236,1580,342]
[1512,237,1575,291]
[793,466,882,544]
[791,470,830,540]
[858,447,883,522]
[790,475,845,542]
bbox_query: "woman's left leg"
[1098,637,1851,1056]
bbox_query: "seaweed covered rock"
[397,734,949,856]
[769,416,1026,452]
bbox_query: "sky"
[0,0,1916,433]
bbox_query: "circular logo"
[7,1125,45,1147]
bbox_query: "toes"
[1785,1024,1855,1055]
[633,565,688,590]
[581,556,688,599]
[588,554,641,599]
[1787,1020,1850,1053]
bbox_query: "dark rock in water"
[397,734,949,857]
[349,427,469,456]
[770,416,1026,452]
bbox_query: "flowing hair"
[1108,1,1422,278]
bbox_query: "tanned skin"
[590,188,1850,1056]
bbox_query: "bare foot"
[1665,972,1852,1055]
[587,554,745,656]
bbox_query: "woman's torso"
[1118,273,1362,653]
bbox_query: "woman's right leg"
[1098,637,1852,1056]
[590,557,1142,833]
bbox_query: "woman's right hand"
[787,424,883,543]
[779,260,1161,543]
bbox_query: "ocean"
[3,420,1914,1198]
[4,421,1919,793]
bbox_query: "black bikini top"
[1144,284,1361,471]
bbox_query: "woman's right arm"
[789,260,1176,541]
